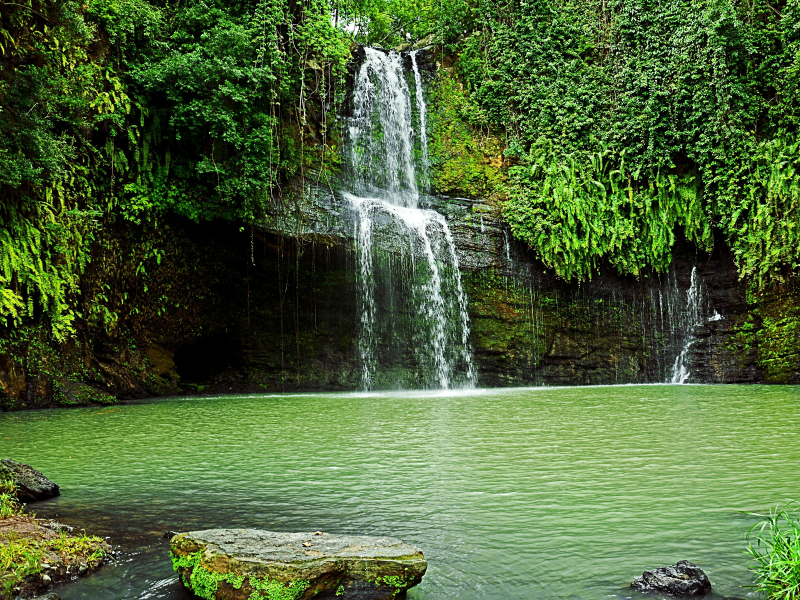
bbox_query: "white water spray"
[348,49,418,207]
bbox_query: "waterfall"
[343,48,475,390]
[410,51,429,189]
[347,48,419,207]
[669,267,702,384]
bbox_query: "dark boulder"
[632,560,712,597]
[1,459,60,501]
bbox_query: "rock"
[0,459,60,501]
[170,529,427,599]
[164,530,180,539]
[38,520,73,534]
[55,380,115,406]
[632,560,712,597]
[0,353,25,400]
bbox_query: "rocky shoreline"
[0,461,113,600]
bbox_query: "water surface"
[3,384,799,599]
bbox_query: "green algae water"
[3,385,800,599]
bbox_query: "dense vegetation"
[0,0,358,340]
[434,0,800,284]
[0,473,108,599]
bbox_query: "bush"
[747,502,800,600]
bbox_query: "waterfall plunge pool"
[3,384,799,599]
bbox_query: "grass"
[747,502,800,600]
[0,528,108,599]
[0,535,44,597]
[0,473,107,598]
[49,529,108,565]
[0,475,22,519]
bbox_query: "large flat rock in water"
[170,529,427,599]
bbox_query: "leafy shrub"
[747,502,800,600]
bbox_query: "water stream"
[344,48,474,390]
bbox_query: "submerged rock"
[632,560,712,597]
[170,529,427,599]
[1,459,60,501]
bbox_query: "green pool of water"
[3,384,799,599]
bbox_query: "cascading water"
[343,48,475,390]
[669,267,703,384]
[410,52,429,189]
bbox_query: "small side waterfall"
[669,267,706,384]
[343,48,475,390]
[410,51,429,189]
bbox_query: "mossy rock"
[170,529,427,599]
[55,381,115,406]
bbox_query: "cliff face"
[135,195,800,390]
[194,186,799,390]
[430,194,798,387]
[1,192,798,410]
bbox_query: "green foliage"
[729,282,800,383]
[332,0,473,48]
[504,140,710,280]
[430,73,506,201]
[0,1,120,339]
[747,502,800,600]
[0,516,107,600]
[3,0,799,349]
[119,0,347,222]
[1,0,354,340]
[171,551,245,598]
[0,475,21,519]
[248,575,310,600]
[0,534,43,599]
[446,0,800,284]
[726,135,800,286]
[49,529,108,566]
[171,550,308,600]
[371,575,412,595]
